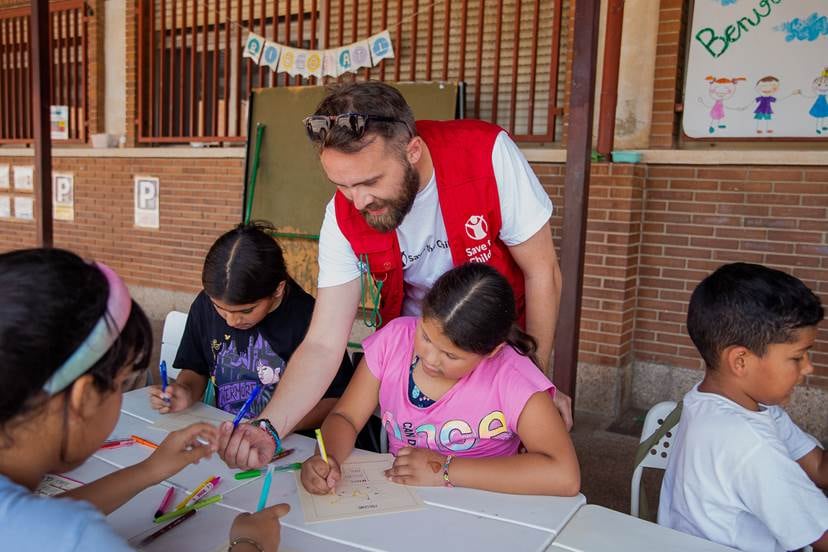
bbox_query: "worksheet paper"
[295,454,424,523]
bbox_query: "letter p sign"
[134,176,160,228]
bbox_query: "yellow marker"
[315,428,328,464]
[174,475,216,510]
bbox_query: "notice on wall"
[13,166,33,191]
[0,195,10,218]
[53,172,75,221]
[683,0,828,138]
[0,165,9,189]
[134,176,159,229]
[14,196,33,220]
[51,105,70,140]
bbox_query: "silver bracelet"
[228,536,264,552]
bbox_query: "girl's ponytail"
[506,324,540,368]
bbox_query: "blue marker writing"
[232,384,263,428]
[160,361,170,404]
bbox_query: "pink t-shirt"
[363,316,556,458]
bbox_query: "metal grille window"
[0,1,90,144]
[137,0,567,144]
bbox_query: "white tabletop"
[545,505,738,552]
[81,387,585,551]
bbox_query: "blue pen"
[232,384,263,428]
[160,361,170,404]
[256,466,273,512]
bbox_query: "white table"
[544,505,738,552]
[70,388,586,551]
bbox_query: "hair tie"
[42,262,133,395]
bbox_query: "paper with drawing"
[295,454,424,523]
[152,402,235,432]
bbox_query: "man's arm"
[258,277,362,436]
[507,221,561,371]
[508,222,572,430]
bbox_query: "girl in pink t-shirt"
[301,263,580,496]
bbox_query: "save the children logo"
[464,215,488,240]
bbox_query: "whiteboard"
[683,0,828,139]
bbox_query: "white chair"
[630,400,679,519]
[159,310,188,380]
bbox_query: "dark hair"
[202,221,290,305]
[687,262,824,369]
[756,75,779,85]
[311,81,416,155]
[422,263,539,366]
[0,248,152,428]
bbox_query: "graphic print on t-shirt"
[213,332,285,418]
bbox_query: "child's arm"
[61,423,218,514]
[813,531,828,552]
[148,369,207,414]
[301,358,380,494]
[797,446,828,489]
[388,391,580,496]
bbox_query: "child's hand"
[148,382,192,414]
[229,503,290,552]
[385,447,446,487]
[301,454,341,494]
[140,423,219,484]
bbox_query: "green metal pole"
[244,123,266,224]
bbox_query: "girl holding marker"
[0,248,288,551]
[302,263,580,496]
[148,221,353,431]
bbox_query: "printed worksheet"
[152,402,235,432]
[37,473,83,496]
[295,454,424,523]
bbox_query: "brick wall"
[0,156,243,291]
[2,157,824,389]
[649,0,686,148]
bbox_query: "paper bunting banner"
[278,46,300,76]
[369,30,394,63]
[244,28,394,77]
[261,41,281,71]
[322,49,339,77]
[349,41,372,71]
[243,33,265,63]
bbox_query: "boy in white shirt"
[658,262,828,552]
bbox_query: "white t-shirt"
[317,131,553,316]
[0,474,133,551]
[657,383,828,552]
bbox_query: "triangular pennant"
[368,31,395,65]
[349,40,372,71]
[243,33,265,63]
[261,41,281,71]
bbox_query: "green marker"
[153,494,222,523]
[234,469,262,480]
[273,462,302,472]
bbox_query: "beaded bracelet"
[442,454,455,488]
[228,536,264,551]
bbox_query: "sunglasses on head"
[303,112,410,141]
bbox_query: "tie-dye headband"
[42,262,133,395]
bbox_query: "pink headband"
[42,262,133,395]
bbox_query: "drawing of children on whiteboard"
[801,68,828,135]
[748,76,800,135]
[698,76,746,134]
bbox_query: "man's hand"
[217,421,275,470]
[553,391,573,431]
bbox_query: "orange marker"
[131,434,159,449]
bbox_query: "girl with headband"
[0,248,288,551]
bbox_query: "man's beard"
[360,162,420,233]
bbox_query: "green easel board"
[242,81,461,295]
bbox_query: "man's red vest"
[334,119,526,327]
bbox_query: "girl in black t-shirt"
[148,222,353,430]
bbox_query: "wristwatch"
[250,417,283,458]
